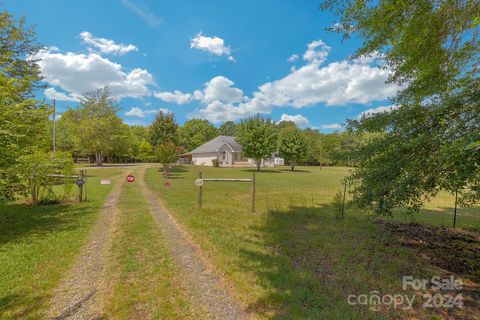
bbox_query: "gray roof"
[189,136,242,154]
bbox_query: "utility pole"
[52,99,56,153]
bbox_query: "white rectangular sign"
[101,179,111,185]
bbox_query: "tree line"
[0,7,367,203]
[2,1,477,216]
[54,87,363,170]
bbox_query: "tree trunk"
[95,150,103,166]
[256,159,261,171]
[30,180,36,204]
[291,161,295,171]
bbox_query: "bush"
[212,158,220,167]
[155,142,179,173]
[332,190,346,219]
[18,151,75,204]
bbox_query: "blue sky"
[6,0,398,131]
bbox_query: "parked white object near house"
[273,153,284,166]
[185,136,282,167]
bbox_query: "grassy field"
[0,168,123,319]
[105,168,205,319]
[145,164,479,319]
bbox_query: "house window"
[222,151,226,161]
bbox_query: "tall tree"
[179,119,218,151]
[0,10,50,200]
[322,0,480,214]
[149,111,178,146]
[278,126,308,171]
[56,109,83,154]
[77,87,123,166]
[155,142,179,173]
[218,121,237,136]
[236,116,277,171]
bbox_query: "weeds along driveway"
[138,165,250,320]
[48,169,126,319]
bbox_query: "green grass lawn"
[145,165,479,319]
[106,168,205,319]
[0,168,123,320]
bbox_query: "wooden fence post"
[197,171,203,209]
[84,169,87,202]
[341,180,347,218]
[251,173,256,212]
[78,169,84,203]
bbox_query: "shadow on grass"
[241,168,282,174]
[170,166,189,173]
[391,206,480,231]
[0,202,97,246]
[238,204,407,319]
[239,204,479,319]
[82,164,139,168]
[0,292,45,319]
[278,168,311,173]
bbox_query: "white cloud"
[80,31,138,55]
[44,87,79,102]
[177,39,401,123]
[256,59,398,108]
[145,108,170,115]
[358,105,399,118]
[287,54,299,62]
[190,32,235,61]
[125,107,145,117]
[125,107,169,118]
[321,123,343,130]
[153,90,192,104]
[34,48,154,99]
[279,114,311,128]
[121,0,162,28]
[331,22,356,33]
[194,76,244,104]
[302,40,330,64]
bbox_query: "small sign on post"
[126,175,135,183]
[101,179,111,185]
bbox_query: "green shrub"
[18,151,74,204]
[332,190,346,219]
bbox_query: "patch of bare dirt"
[378,220,480,320]
[378,221,480,282]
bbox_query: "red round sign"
[126,175,135,183]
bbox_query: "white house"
[186,136,282,167]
